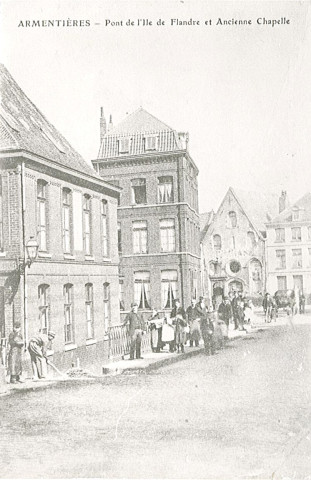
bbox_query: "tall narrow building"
[93,108,200,318]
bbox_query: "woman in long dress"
[8,322,24,384]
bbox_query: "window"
[83,194,91,255]
[0,179,3,252]
[277,276,287,291]
[132,220,148,254]
[275,228,285,243]
[276,250,286,269]
[117,222,122,255]
[291,227,301,241]
[131,179,146,204]
[160,219,176,252]
[145,135,157,151]
[38,284,49,334]
[134,272,151,309]
[213,234,221,251]
[118,138,130,154]
[37,180,47,251]
[231,236,236,250]
[229,260,241,274]
[249,260,262,294]
[292,249,302,269]
[85,283,94,339]
[161,270,178,309]
[103,283,110,332]
[229,211,237,228]
[62,188,71,253]
[247,231,256,249]
[64,284,74,343]
[119,279,125,311]
[158,176,173,203]
[292,208,300,221]
[101,200,108,257]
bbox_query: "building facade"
[266,192,311,301]
[92,108,201,318]
[201,187,279,306]
[0,65,120,373]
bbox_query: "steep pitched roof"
[97,107,183,159]
[269,192,311,223]
[233,188,279,232]
[0,64,97,178]
[200,211,215,242]
[110,108,173,134]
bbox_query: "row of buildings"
[0,65,310,371]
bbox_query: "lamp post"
[21,236,39,349]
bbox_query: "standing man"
[218,297,232,340]
[171,299,187,353]
[231,291,239,329]
[28,331,55,380]
[196,297,215,355]
[8,322,24,384]
[186,298,200,347]
[123,303,146,360]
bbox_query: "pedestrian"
[197,298,215,355]
[8,322,24,384]
[123,302,146,360]
[299,292,306,314]
[171,299,187,353]
[161,314,175,352]
[28,331,55,380]
[148,308,163,353]
[218,297,232,340]
[237,299,245,331]
[186,298,200,347]
[262,293,273,322]
[230,292,239,329]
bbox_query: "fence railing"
[107,324,151,360]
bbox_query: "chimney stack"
[108,114,113,133]
[100,107,106,144]
[279,190,289,213]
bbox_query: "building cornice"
[118,201,199,218]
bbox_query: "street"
[1,317,311,479]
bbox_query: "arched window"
[247,231,256,250]
[229,211,237,228]
[38,284,50,334]
[213,234,222,251]
[62,188,72,253]
[64,283,74,343]
[85,283,94,339]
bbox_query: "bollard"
[0,365,8,394]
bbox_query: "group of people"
[219,291,255,331]
[123,297,218,359]
[6,323,55,384]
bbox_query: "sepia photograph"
[0,1,311,479]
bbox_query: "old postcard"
[0,1,311,479]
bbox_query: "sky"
[1,0,311,213]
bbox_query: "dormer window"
[144,135,157,151]
[292,207,300,221]
[118,138,130,154]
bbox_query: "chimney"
[100,107,106,144]
[279,190,289,213]
[108,114,113,133]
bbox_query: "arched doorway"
[228,280,243,294]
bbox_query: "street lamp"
[25,236,39,268]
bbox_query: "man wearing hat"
[218,297,232,340]
[28,330,55,379]
[8,322,24,384]
[123,303,146,360]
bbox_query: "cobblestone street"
[1,317,311,479]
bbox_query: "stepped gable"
[0,64,97,178]
[97,107,183,159]
[270,192,311,223]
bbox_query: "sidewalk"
[1,327,254,397]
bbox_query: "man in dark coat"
[123,303,146,360]
[196,297,215,355]
[218,297,232,340]
[186,298,200,347]
[171,299,187,353]
[231,292,239,329]
[8,322,24,384]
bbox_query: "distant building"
[266,191,311,300]
[0,65,120,372]
[200,187,279,306]
[92,108,200,316]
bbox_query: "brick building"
[200,187,279,306]
[266,191,311,300]
[0,65,120,372]
[92,108,200,318]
